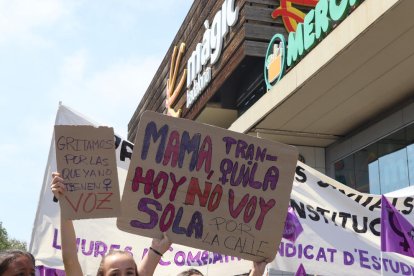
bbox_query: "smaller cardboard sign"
[54,125,120,219]
[117,111,298,262]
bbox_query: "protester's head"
[177,268,204,276]
[96,250,138,276]
[0,249,35,276]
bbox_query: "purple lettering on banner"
[187,251,202,266]
[94,241,107,257]
[160,247,173,266]
[278,241,285,256]
[315,247,327,262]
[213,252,223,264]
[326,248,337,262]
[343,251,354,265]
[174,251,186,266]
[109,244,120,251]
[130,198,161,229]
[304,245,314,260]
[201,251,209,265]
[124,246,133,256]
[76,238,81,250]
[81,239,94,256]
[371,256,381,271]
[286,243,296,257]
[382,258,389,272]
[357,249,370,269]
[53,228,61,249]
[141,248,148,260]
[400,262,412,275]
[390,260,400,274]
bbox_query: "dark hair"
[0,250,35,274]
[177,268,204,276]
[96,250,138,276]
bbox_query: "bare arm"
[248,260,267,276]
[138,233,171,276]
[51,172,83,276]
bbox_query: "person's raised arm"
[138,232,172,276]
[51,172,83,276]
[249,260,267,276]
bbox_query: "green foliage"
[0,222,27,251]
[8,239,27,251]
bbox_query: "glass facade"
[334,123,414,194]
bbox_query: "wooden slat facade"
[128,0,289,141]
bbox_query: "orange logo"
[267,43,283,83]
[271,0,318,33]
[166,43,187,117]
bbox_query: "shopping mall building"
[129,0,414,202]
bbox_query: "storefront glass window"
[334,124,414,194]
[408,144,414,184]
[377,148,409,194]
[368,161,380,194]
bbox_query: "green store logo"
[264,0,362,90]
[264,34,286,90]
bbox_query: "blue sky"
[0,0,193,245]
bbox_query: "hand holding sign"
[117,112,298,261]
[54,125,121,219]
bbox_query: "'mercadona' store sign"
[265,0,362,90]
[186,0,239,108]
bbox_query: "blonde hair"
[96,250,138,276]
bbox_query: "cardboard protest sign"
[117,111,298,261]
[54,125,120,219]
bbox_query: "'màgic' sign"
[117,112,298,261]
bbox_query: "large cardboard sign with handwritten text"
[117,112,298,261]
[55,125,120,219]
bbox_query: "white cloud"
[60,49,88,84]
[0,0,78,45]
[0,143,20,166]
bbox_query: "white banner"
[271,162,414,276]
[29,104,251,276]
[30,104,414,276]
